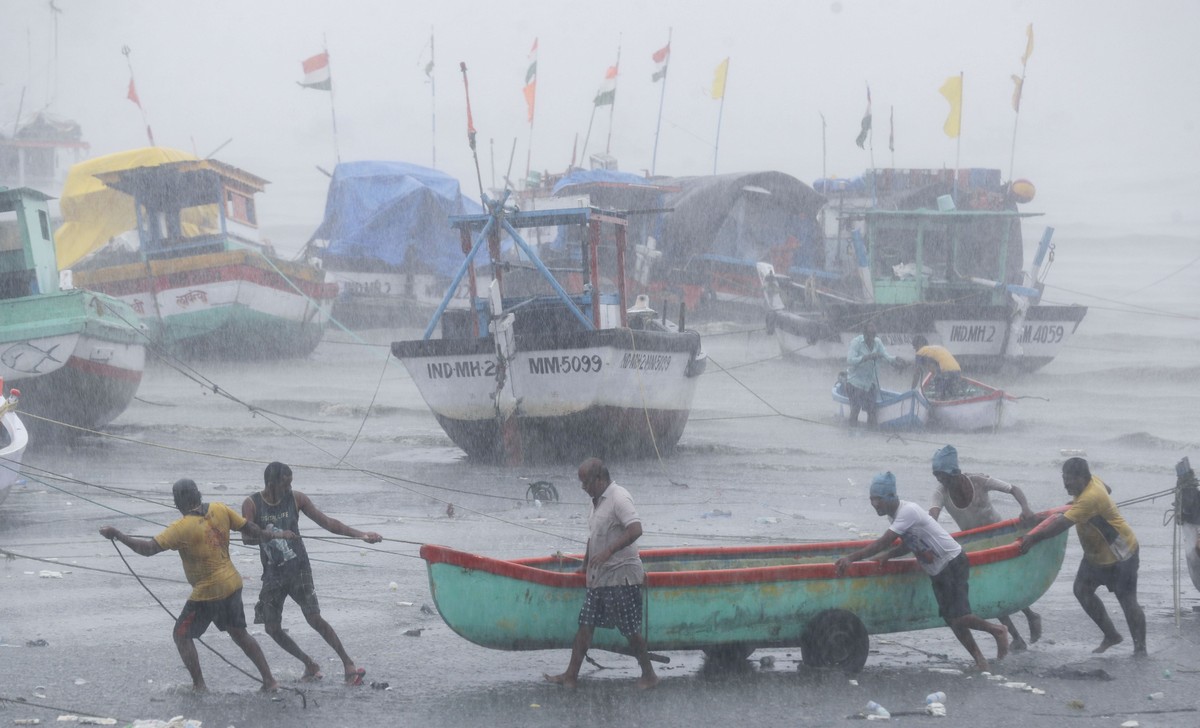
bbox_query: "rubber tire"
[800,609,869,673]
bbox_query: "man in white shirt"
[545,458,659,690]
[835,471,1009,670]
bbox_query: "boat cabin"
[861,208,1041,306]
[428,203,632,341]
[0,187,60,300]
[93,159,269,261]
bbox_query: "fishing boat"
[832,376,930,430]
[58,150,335,358]
[391,196,706,463]
[306,161,489,328]
[921,372,1019,431]
[761,169,1087,373]
[0,385,28,506]
[420,511,1068,672]
[550,169,826,321]
[0,187,145,439]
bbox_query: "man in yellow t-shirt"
[911,335,963,398]
[1020,458,1146,656]
[100,478,294,692]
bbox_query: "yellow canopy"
[55,147,218,269]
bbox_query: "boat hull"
[74,250,334,359]
[393,328,705,461]
[0,290,145,437]
[832,380,929,430]
[421,515,1067,655]
[924,375,1019,431]
[769,303,1088,373]
[0,408,28,506]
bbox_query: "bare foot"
[544,673,578,689]
[1093,634,1123,654]
[994,629,1009,661]
[1010,637,1028,652]
[636,673,660,690]
[972,656,990,672]
[302,662,323,682]
[192,682,208,693]
[1026,612,1042,643]
[259,680,279,693]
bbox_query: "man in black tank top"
[242,461,382,685]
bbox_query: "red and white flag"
[651,43,670,82]
[299,52,332,90]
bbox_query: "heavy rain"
[2,1,1199,727]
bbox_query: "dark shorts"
[254,565,321,625]
[175,588,247,640]
[930,552,972,622]
[845,383,878,411]
[578,585,644,637]
[1076,550,1139,597]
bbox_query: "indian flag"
[594,64,617,107]
[651,43,669,82]
[299,52,331,91]
[524,38,538,123]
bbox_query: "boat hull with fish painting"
[421,511,1068,672]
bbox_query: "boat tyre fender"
[765,311,776,336]
[800,608,869,674]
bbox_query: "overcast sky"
[3,0,1198,237]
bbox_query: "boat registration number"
[528,354,605,374]
[1017,324,1065,344]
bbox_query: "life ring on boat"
[800,608,869,673]
[1010,179,1036,204]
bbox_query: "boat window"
[225,190,258,226]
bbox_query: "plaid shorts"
[578,584,644,637]
[175,588,247,640]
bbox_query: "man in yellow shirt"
[911,335,963,398]
[100,478,294,691]
[1020,458,1146,656]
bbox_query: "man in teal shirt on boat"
[545,458,659,690]
[844,321,907,428]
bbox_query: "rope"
[0,695,129,724]
[108,541,309,707]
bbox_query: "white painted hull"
[832,381,930,430]
[0,409,29,505]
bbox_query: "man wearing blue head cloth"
[928,445,1043,651]
[835,471,1009,670]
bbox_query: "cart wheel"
[702,643,755,665]
[800,609,869,673]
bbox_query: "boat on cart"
[306,161,492,328]
[0,187,145,439]
[421,511,1068,672]
[0,385,28,506]
[391,196,706,463]
[761,169,1087,373]
[59,149,335,359]
[921,372,1019,431]
[832,377,929,430]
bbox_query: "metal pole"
[650,28,671,176]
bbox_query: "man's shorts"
[254,565,321,625]
[578,584,644,637]
[1076,550,1139,597]
[175,588,248,640]
[929,552,972,622]
[845,383,877,411]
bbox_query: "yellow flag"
[939,74,963,138]
[1020,23,1034,66]
[711,57,729,100]
[1011,74,1024,112]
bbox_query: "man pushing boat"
[834,472,1008,671]
[545,458,659,690]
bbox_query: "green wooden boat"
[421,509,1068,672]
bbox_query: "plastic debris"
[1121,722,1140,728]
[1031,688,1046,695]
[38,570,64,579]
[397,601,414,606]
[1147,691,1164,700]
[754,517,780,525]
[26,639,48,647]
[701,509,732,519]
[13,720,41,726]
[370,681,390,690]
[73,678,88,686]
[1002,681,1028,690]
[1059,449,1087,457]
[864,701,890,719]
[849,679,859,686]
[388,581,398,591]
[928,667,964,675]
[1163,669,1172,679]
[925,702,946,717]
[926,691,946,704]
[403,628,423,637]
[127,718,202,728]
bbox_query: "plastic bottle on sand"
[865,700,890,719]
[926,691,946,704]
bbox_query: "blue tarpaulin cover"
[310,161,492,276]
